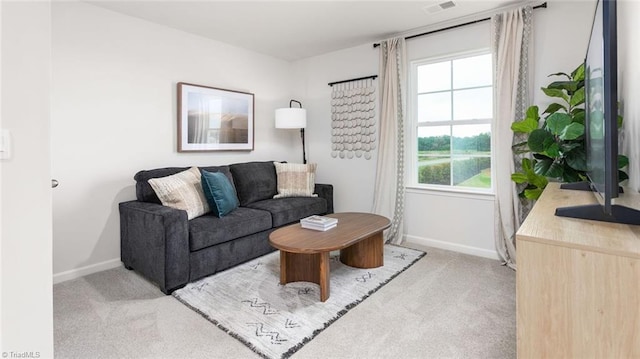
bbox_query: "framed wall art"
[177,82,254,152]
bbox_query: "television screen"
[585,0,618,214]
[555,0,640,225]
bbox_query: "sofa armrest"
[119,200,189,294]
[314,183,334,214]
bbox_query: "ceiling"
[88,0,530,61]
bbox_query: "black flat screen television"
[555,0,640,225]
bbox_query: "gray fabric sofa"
[119,161,333,294]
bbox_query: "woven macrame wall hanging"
[329,77,377,160]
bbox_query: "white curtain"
[492,6,533,270]
[372,37,406,245]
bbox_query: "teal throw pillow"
[201,170,240,218]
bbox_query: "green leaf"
[546,162,564,179]
[571,63,585,81]
[533,153,552,161]
[512,106,540,134]
[541,87,569,103]
[544,142,561,158]
[569,87,585,107]
[512,141,530,154]
[559,122,585,140]
[543,103,567,115]
[511,117,539,134]
[573,110,585,125]
[619,170,629,183]
[534,159,552,176]
[618,155,629,169]
[526,105,539,120]
[521,160,549,189]
[618,115,624,128]
[517,189,527,198]
[524,188,544,200]
[535,160,563,179]
[566,148,587,171]
[548,72,571,80]
[531,173,549,189]
[512,140,529,148]
[561,142,583,153]
[528,129,554,153]
[562,167,582,183]
[520,158,548,189]
[511,173,529,184]
[546,113,572,136]
[547,81,578,92]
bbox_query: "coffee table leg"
[279,251,318,284]
[319,252,330,302]
[340,231,384,268]
[279,250,288,285]
[278,250,331,302]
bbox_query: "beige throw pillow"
[273,162,318,199]
[148,166,210,219]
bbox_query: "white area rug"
[173,245,425,359]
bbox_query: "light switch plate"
[0,129,12,160]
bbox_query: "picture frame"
[177,82,255,152]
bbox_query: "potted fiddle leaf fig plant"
[510,63,628,200]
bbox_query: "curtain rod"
[328,75,378,87]
[373,2,547,48]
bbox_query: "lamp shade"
[275,108,307,129]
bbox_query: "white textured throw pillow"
[273,162,318,199]
[148,166,210,219]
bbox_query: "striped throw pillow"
[273,162,318,199]
[148,166,210,219]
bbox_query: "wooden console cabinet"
[516,182,640,358]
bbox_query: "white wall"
[618,0,640,192]
[51,2,298,280]
[531,0,596,107]
[1,1,54,356]
[292,44,379,213]
[294,1,596,259]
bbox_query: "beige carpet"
[54,243,516,358]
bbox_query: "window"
[410,51,493,191]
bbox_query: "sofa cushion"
[188,207,272,251]
[148,167,210,220]
[273,162,318,199]
[246,197,328,227]
[201,170,239,217]
[135,165,233,204]
[229,161,278,206]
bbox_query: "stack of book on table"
[300,215,338,231]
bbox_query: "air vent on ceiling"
[423,1,457,14]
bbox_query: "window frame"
[408,48,495,195]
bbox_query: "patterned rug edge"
[173,245,427,359]
[173,293,273,359]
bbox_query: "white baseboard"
[53,258,123,284]
[404,235,500,261]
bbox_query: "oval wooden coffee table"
[269,212,390,302]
